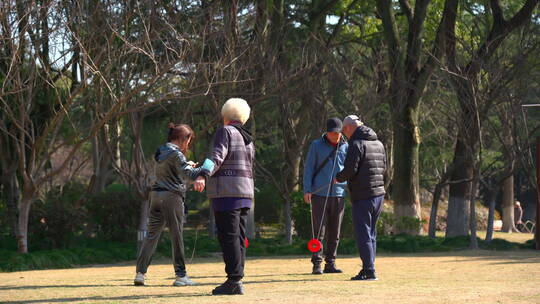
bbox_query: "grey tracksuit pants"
[136,191,187,277]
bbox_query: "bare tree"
[0,0,217,253]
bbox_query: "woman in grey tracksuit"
[134,123,209,287]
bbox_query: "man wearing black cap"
[303,118,349,275]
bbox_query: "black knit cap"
[326,117,343,133]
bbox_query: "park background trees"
[1,0,539,253]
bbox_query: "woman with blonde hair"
[134,123,209,287]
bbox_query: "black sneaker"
[312,264,323,275]
[351,270,378,281]
[212,280,244,295]
[323,264,343,274]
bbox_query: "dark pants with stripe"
[351,195,384,272]
[136,191,187,277]
[214,207,249,282]
[311,195,345,266]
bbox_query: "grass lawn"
[1,249,539,304]
[434,230,535,244]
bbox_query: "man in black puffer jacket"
[334,115,386,281]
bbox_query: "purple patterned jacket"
[206,123,255,199]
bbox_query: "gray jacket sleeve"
[176,151,206,181]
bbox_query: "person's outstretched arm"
[207,127,230,175]
[194,127,230,192]
[335,142,362,183]
[178,152,209,181]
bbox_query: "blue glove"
[201,158,215,173]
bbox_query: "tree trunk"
[501,174,517,232]
[392,106,422,234]
[446,136,474,237]
[485,187,497,242]
[88,131,112,195]
[247,200,255,239]
[208,208,216,238]
[16,196,33,254]
[1,169,20,238]
[428,182,445,238]
[284,199,293,244]
[247,106,257,240]
[284,146,302,244]
[501,110,517,233]
[469,170,479,249]
[137,199,149,252]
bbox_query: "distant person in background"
[134,123,209,287]
[303,118,348,275]
[197,98,255,296]
[334,115,386,281]
[514,201,524,232]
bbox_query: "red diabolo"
[307,239,322,253]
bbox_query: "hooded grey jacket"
[335,125,386,201]
[152,143,207,196]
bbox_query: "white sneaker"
[134,272,146,286]
[173,276,197,286]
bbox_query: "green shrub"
[254,184,283,224]
[86,184,141,242]
[0,239,137,272]
[29,182,87,249]
[377,212,395,236]
[291,191,312,239]
[394,216,426,234]
[339,203,355,239]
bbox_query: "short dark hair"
[167,123,194,149]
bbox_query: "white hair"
[221,98,251,125]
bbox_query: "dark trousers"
[311,195,345,266]
[136,191,186,277]
[214,207,249,282]
[351,195,384,272]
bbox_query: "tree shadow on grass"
[0,285,111,291]
[384,250,540,265]
[2,278,316,303]
[0,282,219,291]
[3,293,209,304]
[0,278,315,301]
[184,273,314,280]
[443,253,540,265]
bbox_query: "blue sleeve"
[303,141,318,194]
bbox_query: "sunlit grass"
[435,230,534,244]
[1,250,539,304]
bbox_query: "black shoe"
[212,280,244,295]
[351,270,378,281]
[312,264,323,275]
[323,264,343,274]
